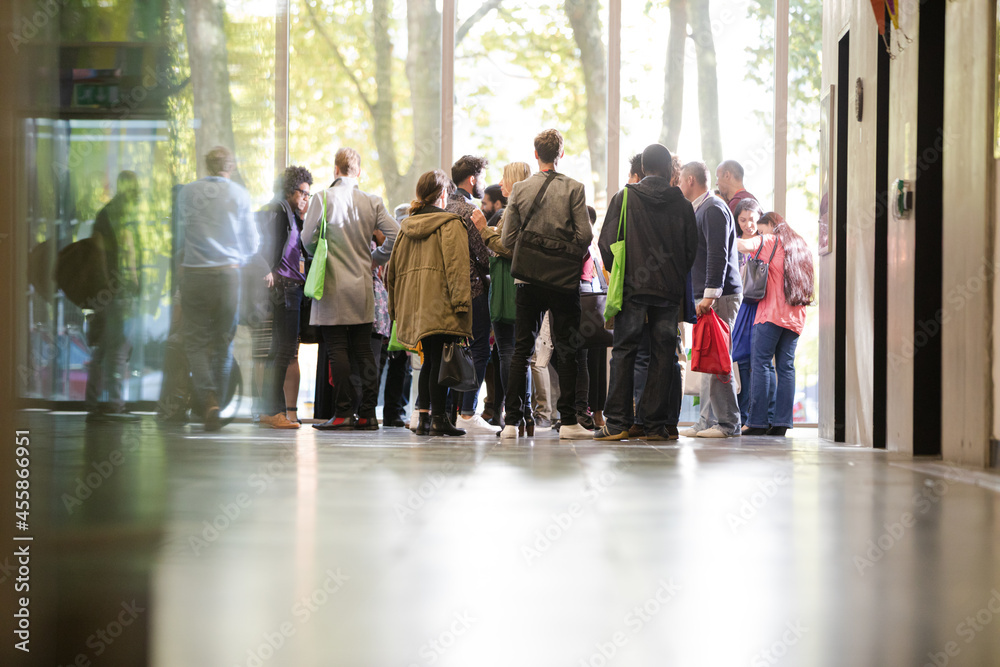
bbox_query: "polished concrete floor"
[21,413,1000,666]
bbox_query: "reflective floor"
[24,413,1000,666]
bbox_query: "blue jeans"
[748,322,799,428]
[736,357,775,427]
[605,297,680,434]
[461,292,493,415]
[181,267,240,409]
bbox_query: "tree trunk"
[687,0,723,175]
[403,0,443,208]
[184,0,240,182]
[564,0,607,199]
[660,0,687,152]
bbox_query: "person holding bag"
[481,162,533,430]
[303,148,398,431]
[385,170,473,437]
[736,212,814,436]
[499,129,594,440]
[595,144,698,441]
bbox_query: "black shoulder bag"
[510,172,586,293]
[742,236,778,303]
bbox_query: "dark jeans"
[264,280,303,415]
[85,299,133,413]
[573,348,590,417]
[181,268,240,409]
[605,297,680,434]
[504,284,582,426]
[588,347,607,413]
[461,292,492,415]
[748,322,799,428]
[633,325,651,425]
[417,334,455,416]
[382,350,411,421]
[351,335,384,414]
[321,323,378,419]
[492,320,516,399]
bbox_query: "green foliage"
[746,0,823,214]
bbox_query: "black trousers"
[320,323,378,419]
[504,283,582,426]
[417,334,455,416]
[382,349,411,421]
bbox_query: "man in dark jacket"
[679,160,744,438]
[85,170,141,422]
[595,144,698,440]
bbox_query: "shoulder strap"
[520,172,557,233]
[319,193,327,241]
[616,187,629,242]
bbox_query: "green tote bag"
[603,187,628,319]
[304,194,327,300]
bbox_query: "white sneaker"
[459,415,500,433]
[559,423,594,440]
[500,425,519,440]
[696,425,738,439]
[679,426,701,438]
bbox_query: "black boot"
[766,426,788,436]
[414,412,431,436]
[430,414,466,437]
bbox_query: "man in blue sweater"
[678,161,743,438]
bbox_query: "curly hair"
[451,155,488,187]
[281,165,313,199]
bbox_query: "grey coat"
[302,177,399,326]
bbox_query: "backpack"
[56,236,109,309]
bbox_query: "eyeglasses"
[296,188,310,197]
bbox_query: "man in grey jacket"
[678,161,743,438]
[303,148,399,430]
[499,129,594,440]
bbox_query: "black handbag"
[510,172,586,294]
[742,237,778,303]
[438,340,479,392]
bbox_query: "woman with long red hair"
[736,212,814,436]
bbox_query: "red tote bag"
[691,309,733,376]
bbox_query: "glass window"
[21,0,276,411]
[453,0,609,210]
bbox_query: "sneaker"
[678,426,701,438]
[578,413,596,430]
[640,427,679,442]
[628,424,645,438]
[696,425,739,438]
[458,415,500,433]
[499,424,519,440]
[559,423,594,440]
[260,413,301,430]
[551,420,562,431]
[533,416,552,429]
[593,425,628,441]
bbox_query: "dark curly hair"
[451,155,488,187]
[281,165,313,199]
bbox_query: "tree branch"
[304,1,375,115]
[456,0,502,45]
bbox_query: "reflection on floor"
[26,413,1000,666]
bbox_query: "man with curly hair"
[256,165,313,429]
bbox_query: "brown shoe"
[260,413,301,429]
[628,424,645,438]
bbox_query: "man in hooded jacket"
[595,144,698,441]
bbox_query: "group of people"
[86,129,813,441]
